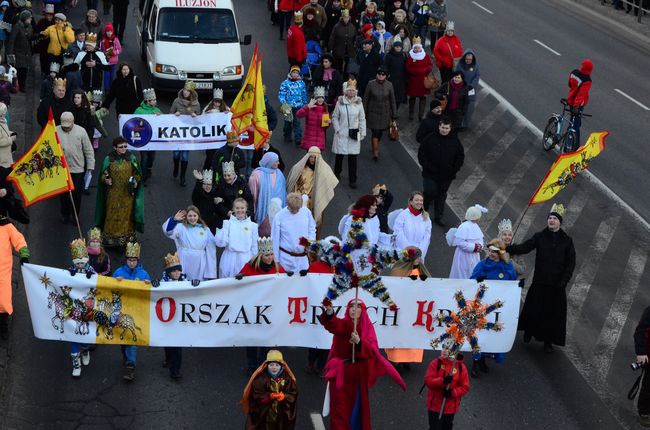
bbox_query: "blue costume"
[470,258,517,282]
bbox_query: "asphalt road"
[0,0,646,428]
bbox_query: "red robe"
[287,24,307,64]
[405,53,433,97]
[240,262,286,276]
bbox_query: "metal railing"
[601,0,650,23]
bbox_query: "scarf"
[448,80,463,111]
[323,67,334,81]
[408,205,422,216]
[409,46,426,61]
[254,152,286,224]
[108,149,131,162]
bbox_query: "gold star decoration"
[39,273,52,289]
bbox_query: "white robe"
[393,209,433,258]
[448,220,484,279]
[271,207,316,272]
[163,218,217,280]
[338,214,388,246]
[215,216,259,278]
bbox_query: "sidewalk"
[564,0,650,41]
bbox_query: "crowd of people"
[0,0,611,429]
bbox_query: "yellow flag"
[529,131,608,205]
[230,45,270,149]
[7,109,74,206]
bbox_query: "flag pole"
[511,204,530,241]
[351,284,359,363]
[68,190,83,239]
[438,356,458,419]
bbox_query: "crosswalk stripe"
[566,216,622,338]
[310,413,326,430]
[590,245,647,378]
[461,103,508,151]
[562,189,590,230]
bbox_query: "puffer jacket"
[296,103,328,151]
[331,94,365,155]
[425,355,469,414]
[455,49,480,98]
[41,22,75,56]
[278,75,308,109]
[433,33,463,70]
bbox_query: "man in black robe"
[507,203,576,353]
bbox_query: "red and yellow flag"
[7,109,74,206]
[230,44,270,149]
[529,131,608,205]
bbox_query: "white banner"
[22,264,520,351]
[118,112,251,151]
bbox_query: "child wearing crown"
[89,90,108,151]
[215,198,259,278]
[191,168,219,233]
[86,227,110,275]
[75,32,109,92]
[240,349,298,429]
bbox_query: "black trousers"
[334,154,357,184]
[440,67,453,86]
[202,149,215,170]
[428,410,455,430]
[164,347,182,376]
[278,10,293,38]
[16,67,27,92]
[113,5,128,40]
[140,151,156,178]
[59,173,85,219]
[422,177,451,221]
[639,368,650,415]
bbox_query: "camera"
[631,362,645,371]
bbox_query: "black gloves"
[85,270,93,279]
[151,279,160,288]
[476,275,486,283]
[443,374,453,385]
[409,274,418,280]
[69,268,77,276]
[443,388,452,398]
[191,279,200,287]
[299,269,308,277]
[19,257,29,266]
[235,273,244,280]
[286,271,294,277]
[419,274,428,281]
[518,279,525,288]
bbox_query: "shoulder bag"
[345,104,358,140]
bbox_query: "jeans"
[283,108,303,144]
[173,150,189,162]
[140,151,156,178]
[121,345,137,366]
[70,342,89,353]
[422,177,451,221]
[164,347,182,375]
[60,173,85,219]
[243,149,253,177]
[334,154,357,184]
[428,410,455,430]
[463,98,476,129]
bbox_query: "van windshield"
[156,8,238,43]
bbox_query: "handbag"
[423,71,440,90]
[345,105,359,140]
[389,121,399,141]
[447,42,461,69]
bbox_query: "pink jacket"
[296,103,328,151]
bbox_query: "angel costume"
[448,220,484,279]
[163,217,217,280]
[215,215,259,278]
[392,207,432,258]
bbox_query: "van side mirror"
[240,34,252,45]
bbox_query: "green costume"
[134,101,162,115]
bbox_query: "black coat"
[71,104,96,142]
[78,51,107,92]
[634,306,650,355]
[416,112,442,144]
[417,131,464,182]
[0,166,29,224]
[376,190,393,233]
[103,73,143,115]
[264,96,277,131]
[6,20,33,69]
[311,66,343,107]
[37,95,74,128]
[384,50,407,104]
[212,177,254,229]
[435,81,470,128]
[191,181,219,233]
[508,228,576,346]
[356,50,381,97]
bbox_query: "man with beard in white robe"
[271,192,316,274]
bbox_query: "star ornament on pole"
[430,283,504,359]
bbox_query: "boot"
[179,161,188,187]
[371,137,380,160]
[0,313,8,340]
[408,98,416,121]
[71,353,82,378]
[123,365,135,381]
[418,97,427,120]
[471,359,480,378]
[478,356,489,374]
[81,348,91,366]
[172,159,180,178]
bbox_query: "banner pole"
[68,190,83,239]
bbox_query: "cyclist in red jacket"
[566,59,593,150]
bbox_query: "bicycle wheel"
[542,117,559,151]
[563,130,577,153]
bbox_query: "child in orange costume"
[0,215,29,339]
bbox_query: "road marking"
[472,0,494,14]
[562,188,589,230]
[590,245,647,378]
[478,79,650,233]
[533,39,562,56]
[311,413,326,430]
[460,103,507,151]
[614,88,650,111]
[566,216,621,338]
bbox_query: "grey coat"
[7,21,33,69]
[363,79,397,131]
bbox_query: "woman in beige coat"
[331,79,366,189]
[0,103,14,168]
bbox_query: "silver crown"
[49,62,60,73]
[213,87,224,100]
[222,161,235,177]
[257,237,274,255]
[192,169,213,184]
[498,218,512,234]
[313,86,326,98]
[91,90,103,103]
[143,88,156,102]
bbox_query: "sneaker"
[170,371,183,380]
[71,353,82,378]
[81,349,91,366]
[640,415,650,428]
[123,365,135,381]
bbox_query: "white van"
[136,0,251,92]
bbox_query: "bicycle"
[542,98,591,153]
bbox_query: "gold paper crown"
[343,78,357,91]
[53,78,67,91]
[412,35,422,46]
[86,32,97,44]
[87,227,102,242]
[184,80,197,92]
[257,237,274,255]
[550,203,566,218]
[163,252,181,270]
[125,241,141,259]
[266,349,283,363]
[226,130,240,143]
[497,219,512,234]
[70,238,88,262]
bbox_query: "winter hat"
[465,204,487,221]
[549,203,565,224]
[0,1,10,8]
[54,13,66,21]
[19,10,32,21]
[429,98,442,110]
[361,38,374,46]
[289,65,301,74]
[361,23,373,34]
[580,59,594,75]
[376,20,385,29]
[392,40,403,48]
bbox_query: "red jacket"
[296,103,328,151]
[433,35,463,70]
[239,262,285,276]
[287,24,307,63]
[424,356,470,414]
[405,53,433,97]
[567,59,593,107]
[276,0,306,12]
